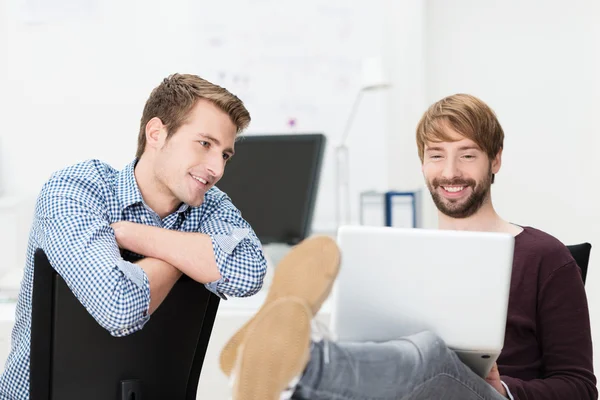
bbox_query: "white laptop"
[330,226,514,378]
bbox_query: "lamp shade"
[361,57,389,91]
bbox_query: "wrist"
[115,222,146,252]
[121,223,138,249]
[500,380,512,399]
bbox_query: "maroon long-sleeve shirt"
[497,226,597,399]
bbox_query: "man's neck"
[437,201,522,236]
[134,156,179,219]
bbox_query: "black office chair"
[30,249,220,400]
[566,243,592,285]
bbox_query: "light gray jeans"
[293,331,507,400]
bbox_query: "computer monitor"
[216,133,325,245]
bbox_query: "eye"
[223,153,231,161]
[198,141,209,147]
[462,154,476,160]
[429,154,442,160]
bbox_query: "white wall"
[384,1,427,189]
[422,0,600,373]
[383,1,442,229]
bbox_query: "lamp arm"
[338,89,365,148]
[334,89,366,229]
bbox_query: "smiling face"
[149,99,237,209]
[422,127,501,219]
[416,94,505,220]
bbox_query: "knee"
[410,331,454,366]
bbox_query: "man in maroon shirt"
[221,94,597,399]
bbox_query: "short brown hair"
[136,73,251,159]
[415,94,504,163]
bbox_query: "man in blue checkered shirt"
[0,74,267,399]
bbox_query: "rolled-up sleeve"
[36,177,151,337]
[200,195,267,298]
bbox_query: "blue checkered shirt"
[0,159,267,399]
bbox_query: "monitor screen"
[216,133,325,244]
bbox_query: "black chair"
[30,249,220,400]
[566,243,592,285]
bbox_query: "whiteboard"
[189,0,390,231]
[1,0,390,233]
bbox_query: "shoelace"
[279,375,301,400]
[311,318,334,364]
[311,318,361,385]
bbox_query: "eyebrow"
[425,145,481,152]
[458,146,481,152]
[198,133,235,155]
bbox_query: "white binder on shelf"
[359,191,386,227]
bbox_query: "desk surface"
[0,294,331,321]
[0,302,16,322]
[0,239,334,320]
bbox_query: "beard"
[426,169,492,219]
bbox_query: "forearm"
[501,375,598,400]
[135,257,182,314]
[115,223,221,283]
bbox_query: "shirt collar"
[175,202,190,213]
[116,159,144,211]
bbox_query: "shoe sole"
[220,235,340,376]
[232,298,311,400]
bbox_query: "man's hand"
[111,221,136,250]
[485,363,508,397]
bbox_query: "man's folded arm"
[116,194,267,299]
[37,183,179,336]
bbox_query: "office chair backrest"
[566,243,592,285]
[30,249,220,400]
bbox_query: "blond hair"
[416,94,504,163]
[136,74,250,158]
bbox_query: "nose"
[441,158,460,180]
[206,154,225,180]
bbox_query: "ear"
[491,148,502,175]
[145,117,167,151]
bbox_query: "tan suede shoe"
[220,235,340,377]
[230,297,312,400]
